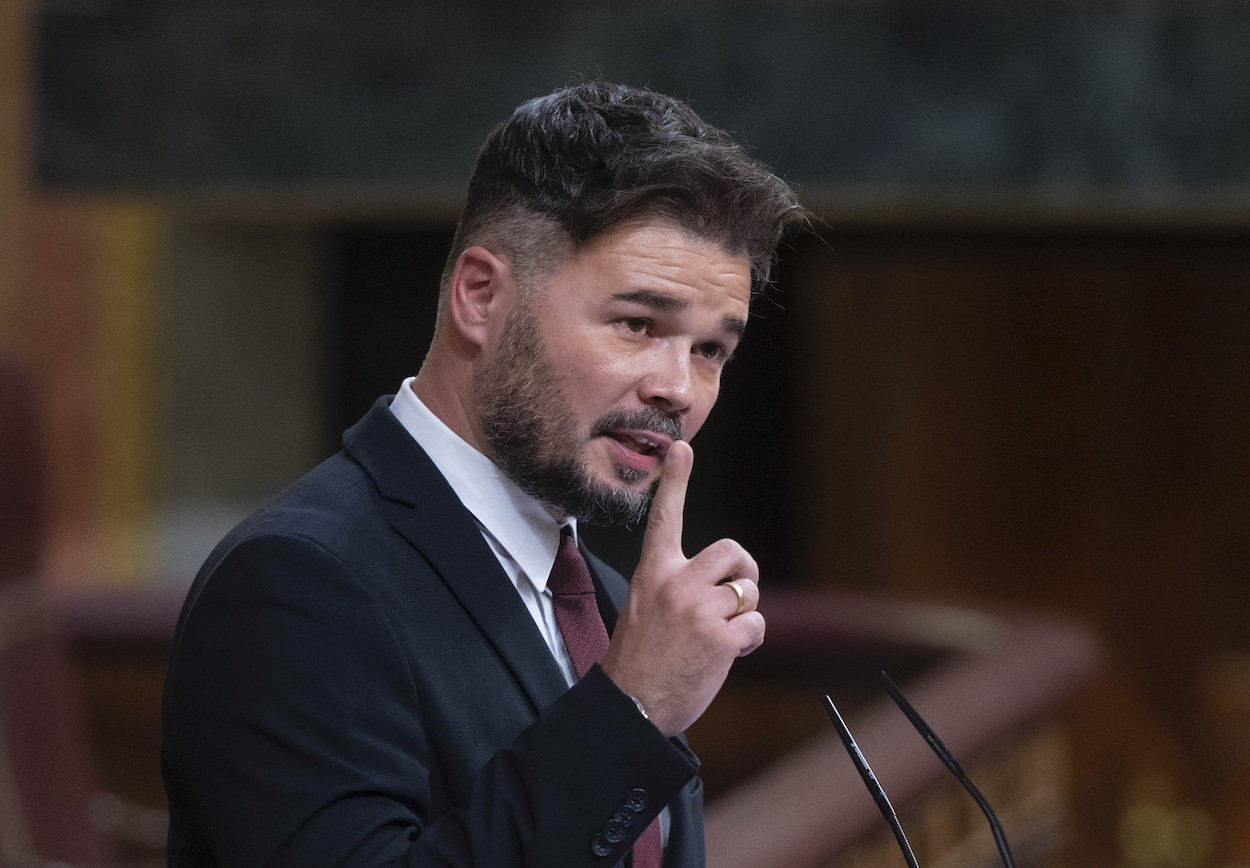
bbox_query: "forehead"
[553,219,752,311]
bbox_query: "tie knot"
[548,527,595,596]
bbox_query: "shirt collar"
[388,377,576,591]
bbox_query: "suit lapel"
[344,398,569,715]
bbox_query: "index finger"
[640,439,693,559]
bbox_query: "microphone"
[823,695,920,868]
[878,671,1017,868]
[823,673,1018,868]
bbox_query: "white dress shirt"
[388,377,581,686]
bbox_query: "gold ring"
[726,580,746,617]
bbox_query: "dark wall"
[326,224,452,437]
[36,5,1250,198]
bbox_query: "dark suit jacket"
[161,398,704,866]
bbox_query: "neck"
[412,345,487,457]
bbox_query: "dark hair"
[441,81,806,300]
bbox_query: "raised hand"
[601,440,765,737]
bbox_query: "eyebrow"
[610,290,747,339]
[611,290,687,312]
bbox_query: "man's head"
[438,81,805,309]
[419,82,805,525]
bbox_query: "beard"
[475,303,681,526]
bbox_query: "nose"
[641,343,695,415]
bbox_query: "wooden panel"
[13,199,164,587]
[788,230,1250,862]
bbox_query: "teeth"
[605,431,665,456]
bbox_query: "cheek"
[571,353,643,398]
[553,361,626,422]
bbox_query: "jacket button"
[625,788,648,812]
[591,833,612,857]
[613,806,637,828]
[604,818,627,843]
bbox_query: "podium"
[698,589,1100,868]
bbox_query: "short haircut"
[439,81,807,306]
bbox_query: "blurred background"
[2,2,1249,866]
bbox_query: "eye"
[619,317,650,334]
[695,342,731,363]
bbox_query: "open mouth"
[606,432,667,458]
[590,412,681,471]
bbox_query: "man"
[162,81,805,866]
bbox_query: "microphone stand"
[878,671,1017,868]
[823,695,921,868]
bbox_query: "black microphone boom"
[878,671,1017,868]
[822,695,920,868]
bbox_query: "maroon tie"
[549,528,664,868]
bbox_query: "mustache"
[590,408,683,443]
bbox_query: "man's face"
[474,218,751,525]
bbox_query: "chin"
[595,461,652,488]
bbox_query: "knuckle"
[654,569,695,608]
[693,538,746,572]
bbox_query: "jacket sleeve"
[162,532,700,867]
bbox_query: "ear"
[447,245,513,349]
